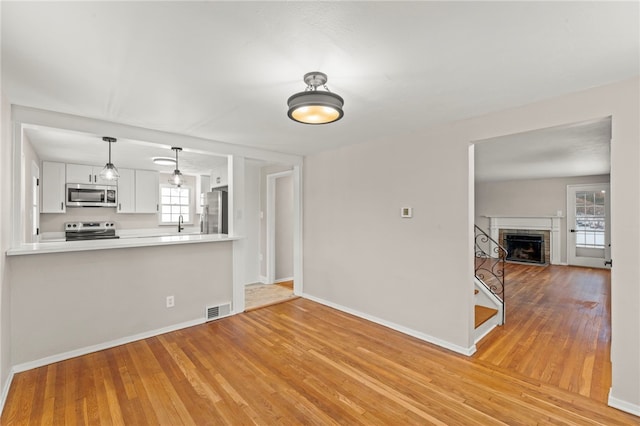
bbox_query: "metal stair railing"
[474,225,507,323]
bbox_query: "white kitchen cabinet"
[41,161,66,213]
[66,163,113,185]
[135,170,159,213]
[116,169,158,214]
[211,165,228,189]
[195,175,211,214]
[117,168,135,213]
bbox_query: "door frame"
[265,170,293,285]
[566,183,611,269]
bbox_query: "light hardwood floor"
[474,263,613,403]
[244,281,297,311]
[2,297,636,424]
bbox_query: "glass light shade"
[169,170,184,187]
[99,163,119,181]
[287,91,344,125]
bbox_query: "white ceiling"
[2,2,638,176]
[474,117,611,182]
[24,126,228,175]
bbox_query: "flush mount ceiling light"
[99,136,119,181]
[153,157,176,166]
[287,71,344,125]
[169,147,184,187]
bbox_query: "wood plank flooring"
[244,282,297,312]
[3,297,636,425]
[474,305,498,328]
[474,263,613,403]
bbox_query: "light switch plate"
[401,207,413,218]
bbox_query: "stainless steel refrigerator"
[200,189,228,234]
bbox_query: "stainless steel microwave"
[66,184,117,207]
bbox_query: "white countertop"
[7,233,241,256]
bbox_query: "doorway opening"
[472,116,613,401]
[245,169,296,311]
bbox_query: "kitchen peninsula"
[7,232,240,256]
[6,233,238,371]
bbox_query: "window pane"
[162,214,171,222]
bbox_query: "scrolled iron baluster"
[474,225,507,323]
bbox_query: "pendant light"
[169,147,184,187]
[99,137,119,181]
[287,72,344,124]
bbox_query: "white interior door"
[567,183,611,268]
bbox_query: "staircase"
[474,225,507,343]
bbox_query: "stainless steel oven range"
[65,222,119,241]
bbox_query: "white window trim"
[159,184,194,225]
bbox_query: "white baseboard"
[302,293,476,357]
[274,277,294,284]
[608,389,640,417]
[259,275,268,284]
[0,368,15,417]
[474,322,498,344]
[12,317,206,374]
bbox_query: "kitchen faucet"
[178,215,184,233]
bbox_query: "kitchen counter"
[6,233,241,256]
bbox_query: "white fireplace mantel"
[485,215,562,265]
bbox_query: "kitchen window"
[160,186,191,224]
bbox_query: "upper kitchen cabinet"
[41,161,66,213]
[211,164,228,189]
[135,170,159,213]
[117,168,135,213]
[66,163,114,185]
[117,169,158,214]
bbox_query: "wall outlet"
[166,295,175,308]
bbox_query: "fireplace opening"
[505,234,545,264]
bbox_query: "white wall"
[21,133,40,243]
[303,77,640,412]
[275,174,293,281]
[0,93,13,407]
[475,175,610,264]
[259,165,293,280]
[243,161,261,284]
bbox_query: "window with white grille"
[160,186,191,224]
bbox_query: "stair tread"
[475,305,498,328]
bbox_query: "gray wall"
[475,175,610,264]
[8,241,233,365]
[275,174,293,281]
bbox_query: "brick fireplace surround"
[486,216,562,265]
